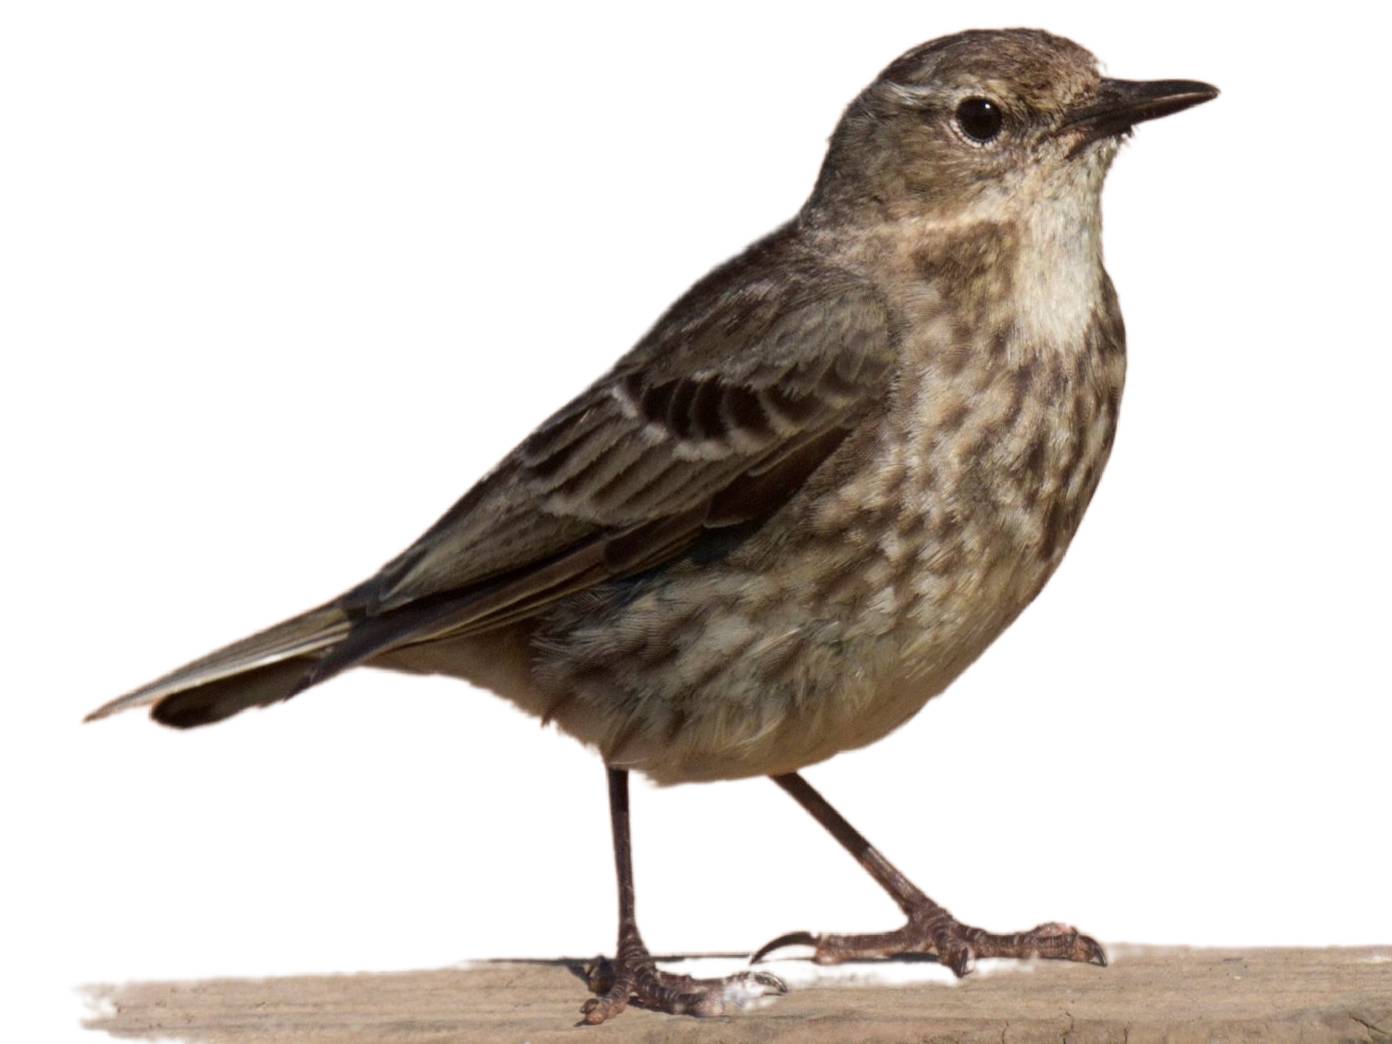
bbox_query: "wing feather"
[88,224,899,726]
[339,233,895,629]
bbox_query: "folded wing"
[87,227,897,726]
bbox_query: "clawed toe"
[750,930,818,964]
[1015,922,1108,966]
[751,909,1107,976]
[581,950,787,1024]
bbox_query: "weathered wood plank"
[84,946,1392,1043]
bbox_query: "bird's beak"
[1061,78,1218,157]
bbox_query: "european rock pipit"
[89,28,1216,1023]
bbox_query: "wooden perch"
[84,945,1392,1043]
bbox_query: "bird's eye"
[954,97,1003,143]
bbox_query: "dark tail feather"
[86,603,350,725]
[150,655,321,728]
[286,599,471,699]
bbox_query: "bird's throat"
[1009,190,1106,358]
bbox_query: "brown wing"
[87,226,897,726]
[304,230,896,686]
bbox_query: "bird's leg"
[751,772,1106,974]
[579,767,786,1024]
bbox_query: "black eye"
[955,97,1003,143]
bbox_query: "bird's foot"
[751,904,1106,977]
[579,942,787,1024]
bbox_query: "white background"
[4,1,1390,1038]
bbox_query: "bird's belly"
[504,344,1120,785]
[527,518,1056,785]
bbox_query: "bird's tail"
[85,602,351,728]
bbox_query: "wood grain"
[84,946,1392,1043]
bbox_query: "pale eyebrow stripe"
[881,81,936,105]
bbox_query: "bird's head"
[807,28,1217,225]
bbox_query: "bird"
[88,28,1217,1024]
